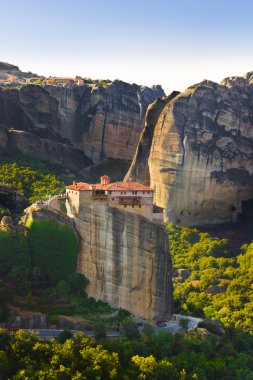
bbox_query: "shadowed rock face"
[125,91,180,185]
[70,204,172,322]
[0,73,164,171]
[127,74,253,226]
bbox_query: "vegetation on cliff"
[0,219,79,319]
[27,219,78,284]
[166,224,253,334]
[0,162,64,204]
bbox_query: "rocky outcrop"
[125,91,179,184]
[127,73,253,226]
[46,81,164,163]
[0,67,164,171]
[68,203,172,322]
[0,183,27,215]
[8,130,92,171]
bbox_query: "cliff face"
[125,91,180,185]
[68,203,172,322]
[46,81,164,163]
[127,74,253,226]
[0,68,164,172]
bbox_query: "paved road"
[23,329,120,340]
[22,314,203,339]
[154,314,203,333]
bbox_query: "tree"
[58,330,73,344]
[68,273,89,294]
[179,318,190,331]
[94,321,107,341]
[120,320,140,340]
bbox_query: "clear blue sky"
[1,0,253,93]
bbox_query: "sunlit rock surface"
[68,203,172,322]
[127,73,253,226]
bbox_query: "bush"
[120,320,140,340]
[68,273,89,294]
[48,315,58,325]
[58,329,73,344]
[94,321,107,341]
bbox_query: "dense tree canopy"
[166,224,253,334]
[0,327,252,380]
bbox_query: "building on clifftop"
[64,175,172,323]
[66,175,164,223]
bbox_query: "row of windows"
[119,191,150,195]
[123,205,141,208]
[67,190,78,195]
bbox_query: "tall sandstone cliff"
[68,203,172,322]
[126,73,253,226]
[0,67,164,173]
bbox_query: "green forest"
[0,160,252,379]
[0,324,252,379]
[166,224,253,335]
[0,162,64,204]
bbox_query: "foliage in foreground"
[166,224,253,334]
[0,327,252,380]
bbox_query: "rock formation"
[24,200,173,322]
[45,81,164,163]
[0,65,164,173]
[67,202,172,322]
[126,73,253,226]
[125,91,180,185]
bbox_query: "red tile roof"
[66,181,153,192]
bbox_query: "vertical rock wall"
[71,204,172,322]
[127,74,253,226]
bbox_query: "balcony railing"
[118,197,140,206]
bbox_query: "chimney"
[101,175,110,185]
[73,181,77,188]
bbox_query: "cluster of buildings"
[66,175,164,223]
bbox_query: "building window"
[132,205,134,208]
[148,191,150,194]
[124,205,126,208]
[139,205,141,208]
[132,191,134,194]
[112,198,114,201]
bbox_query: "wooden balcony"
[119,197,140,206]
[92,193,108,199]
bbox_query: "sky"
[1,0,253,94]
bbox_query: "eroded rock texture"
[127,74,253,226]
[70,204,172,322]
[0,69,164,172]
[46,81,164,163]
